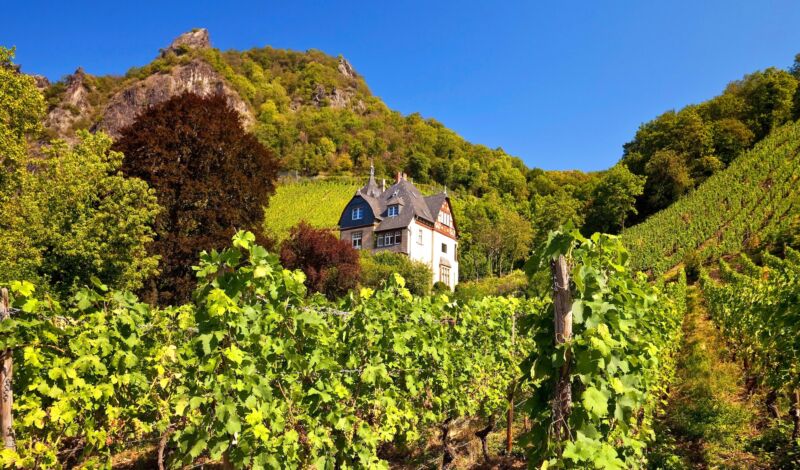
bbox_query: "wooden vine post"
[0,288,14,450]
[550,255,572,444]
[506,312,517,454]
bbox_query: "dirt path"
[649,286,770,469]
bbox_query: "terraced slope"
[623,120,800,276]
[263,179,360,240]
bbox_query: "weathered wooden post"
[550,255,572,444]
[505,312,517,454]
[791,388,800,441]
[0,288,14,450]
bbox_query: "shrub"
[432,281,450,294]
[279,222,360,298]
[360,251,433,296]
[453,270,528,301]
[683,249,703,282]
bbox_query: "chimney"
[396,172,402,183]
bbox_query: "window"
[417,229,423,244]
[440,266,451,286]
[387,205,399,217]
[438,212,452,227]
[376,230,402,247]
[441,243,447,253]
[352,206,364,221]
[351,231,362,249]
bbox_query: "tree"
[643,149,693,213]
[1,51,157,296]
[279,222,361,298]
[530,188,586,246]
[19,132,160,295]
[584,164,645,234]
[0,47,44,190]
[0,47,45,284]
[114,92,279,304]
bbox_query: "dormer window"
[387,205,399,217]
[352,207,364,220]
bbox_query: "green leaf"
[582,386,610,419]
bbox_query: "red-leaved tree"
[279,222,361,299]
[114,92,279,304]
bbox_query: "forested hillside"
[621,55,800,221]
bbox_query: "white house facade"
[338,168,459,289]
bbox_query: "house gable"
[338,195,377,229]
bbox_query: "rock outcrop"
[39,28,365,141]
[161,28,211,57]
[31,74,50,90]
[96,59,252,137]
[45,68,91,139]
[337,57,357,79]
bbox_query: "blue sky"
[4,1,800,171]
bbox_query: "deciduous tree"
[114,92,279,304]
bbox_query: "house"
[338,167,459,289]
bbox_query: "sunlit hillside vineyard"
[622,120,800,276]
[263,179,360,240]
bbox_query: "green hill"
[622,120,800,276]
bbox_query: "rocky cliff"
[39,28,362,141]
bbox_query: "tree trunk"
[550,255,572,445]
[1,288,14,450]
[765,388,780,419]
[791,389,800,441]
[475,416,495,463]
[441,418,454,469]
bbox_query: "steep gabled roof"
[375,179,436,231]
[424,193,447,220]
[342,172,452,234]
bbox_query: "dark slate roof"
[424,193,447,220]
[355,193,383,221]
[361,167,382,198]
[343,174,450,233]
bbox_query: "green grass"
[648,287,769,469]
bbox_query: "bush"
[432,281,450,294]
[453,270,528,301]
[683,249,703,282]
[279,222,361,299]
[360,251,433,296]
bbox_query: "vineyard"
[622,120,800,277]
[0,230,687,469]
[262,179,361,240]
[700,249,800,461]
